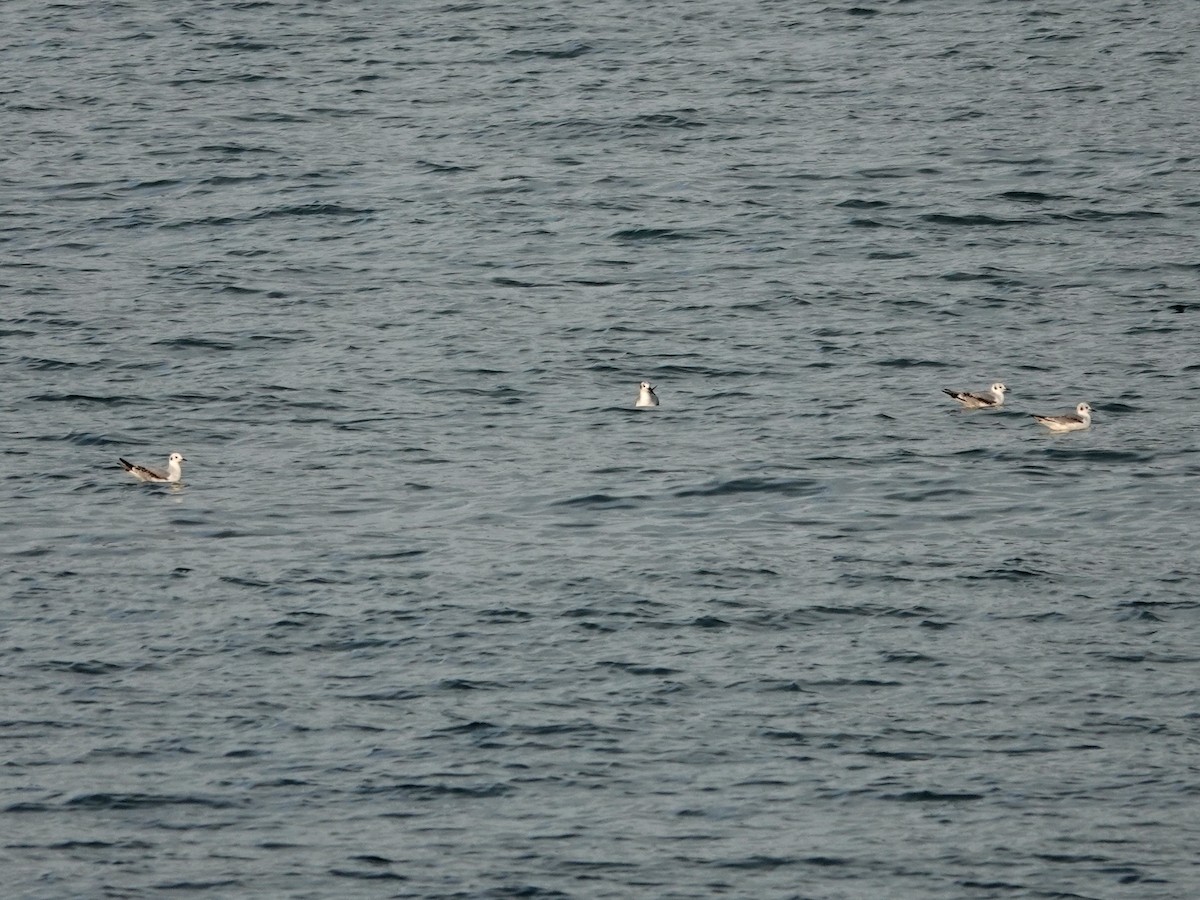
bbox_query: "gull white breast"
[120,452,186,483]
[635,381,659,408]
[943,382,1008,409]
[1032,403,1092,433]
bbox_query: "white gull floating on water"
[635,381,659,408]
[120,452,186,483]
[942,382,1008,409]
[1032,403,1092,433]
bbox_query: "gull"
[635,381,659,408]
[120,452,186,483]
[943,382,1008,409]
[1032,402,1092,433]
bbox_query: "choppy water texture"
[3,1,1199,897]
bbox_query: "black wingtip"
[119,458,133,470]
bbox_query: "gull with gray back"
[120,452,186,483]
[1032,403,1092,433]
[943,382,1008,409]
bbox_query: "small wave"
[66,792,242,810]
[996,190,1073,203]
[630,111,706,129]
[156,880,247,891]
[962,567,1048,582]
[599,661,681,676]
[356,781,511,799]
[1052,208,1166,221]
[39,659,126,675]
[251,202,374,221]
[436,679,503,691]
[881,651,937,664]
[882,790,984,802]
[922,213,1036,227]
[940,269,1027,286]
[28,392,122,405]
[20,356,86,371]
[610,227,716,242]
[552,493,641,509]
[196,143,276,155]
[200,172,273,187]
[848,217,900,229]
[674,477,823,498]
[872,357,947,368]
[490,276,548,288]
[506,42,591,60]
[434,721,502,736]
[416,160,477,174]
[61,431,120,446]
[805,603,932,620]
[1039,447,1153,464]
[149,336,237,351]
[329,868,406,882]
[714,855,806,870]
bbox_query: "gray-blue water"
[3,1,1199,897]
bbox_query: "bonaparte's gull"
[635,381,659,408]
[943,382,1008,409]
[1032,403,1092,432]
[120,452,186,483]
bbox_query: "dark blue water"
[3,1,1199,897]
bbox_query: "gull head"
[1076,403,1092,416]
[169,452,186,464]
[640,381,655,392]
[991,383,1008,396]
